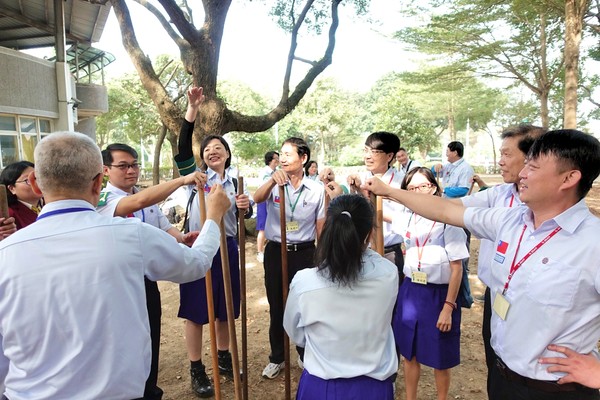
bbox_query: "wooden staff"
[219,218,242,400]
[467,180,476,196]
[237,177,248,400]
[198,187,221,399]
[0,185,8,218]
[369,192,384,256]
[278,185,291,400]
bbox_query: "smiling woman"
[0,161,44,229]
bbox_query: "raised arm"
[175,87,205,169]
[362,176,467,228]
[112,172,206,217]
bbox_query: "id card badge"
[411,271,428,285]
[286,220,299,233]
[493,292,511,320]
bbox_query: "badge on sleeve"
[97,191,110,207]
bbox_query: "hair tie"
[341,211,352,218]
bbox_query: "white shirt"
[0,200,220,399]
[260,165,275,182]
[393,209,468,284]
[264,176,325,243]
[461,184,523,286]
[440,158,473,192]
[97,182,172,231]
[283,249,399,380]
[185,168,246,237]
[360,167,405,247]
[400,159,421,175]
[464,200,600,380]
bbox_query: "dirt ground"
[155,179,600,400]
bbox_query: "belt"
[495,357,597,394]
[384,243,402,253]
[272,241,315,252]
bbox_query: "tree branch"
[133,0,185,46]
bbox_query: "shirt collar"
[38,199,95,217]
[522,199,590,234]
[106,181,138,196]
[207,168,233,184]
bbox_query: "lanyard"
[285,184,304,221]
[37,207,93,221]
[411,215,437,271]
[502,225,562,295]
[387,172,394,185]
[508,194,515,208]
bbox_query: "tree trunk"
[563,0,589,129]
[153,125,168,185]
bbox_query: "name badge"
[286,221,299,233]
[493,292,511,320]
[411,271,428,285]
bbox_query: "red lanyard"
[502,225,562,295]
[412,216,437,270]
[508,194,515,208]
[387,172,394,185]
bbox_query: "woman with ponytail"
[283,194,399,399]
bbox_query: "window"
[0,135,18,168]
[0,114,54,169]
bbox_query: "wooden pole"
[0,185,8,218]
[219,219,242,400]
[278,185,291,400]
[369,192,384,256]
[467,181,475,196]
[237,177,249,400]
[198,188,221,399]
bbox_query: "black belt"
[495,357,597,394]
[272,241,315,252]
[384,243,402,253]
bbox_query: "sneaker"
[297,357,304,370]
[262,362,284,379]
[218,351,233,378]
[257,252,264,263]
[190,365,214,398]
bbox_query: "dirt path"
[155,181,600,400]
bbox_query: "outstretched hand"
[188,87,205,109]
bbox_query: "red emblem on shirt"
[497,240,509,254]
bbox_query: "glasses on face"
[15,178,31,186]
[363,147,385,156]
[108,163,140,171]
[407,183,434,192]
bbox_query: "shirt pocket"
[525,259,581,308]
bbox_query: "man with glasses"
[97,143,205,400]
[0,131,229,399]
[346,131,405,276]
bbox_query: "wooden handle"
[278,185,291,400]
[0,185,8,218]
[237,177,249,400]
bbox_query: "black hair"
[447,141,464,158]
[264,151,279,165]
[398,147,407,152]
[500,124,546,156]
[528,129,600,200]
[282,137,311,166]
[102,143,138,165]
[365,131,401,156]
[304,160,318,176]
[200,135,232,171]
[0,161,35,205]
[315,194,374,286]
[401,167,442,197]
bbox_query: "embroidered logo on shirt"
[203,184,211,193]
[274,196,280,204]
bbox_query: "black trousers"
[489,356,600,400]
[264,241,315,364]
[482,287,494,396]
[143,277,163,400]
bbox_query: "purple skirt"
[256,202,267,231]
[178,237,240,324]
[296,370,395,400]
[394,278,461,370]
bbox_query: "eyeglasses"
[407,183,434,192]
[15,178,31,186]
[363,147,386,155]
[108,163,140,171]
